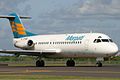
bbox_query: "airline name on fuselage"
[65,35,85,41]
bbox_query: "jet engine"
[14,40,35,50]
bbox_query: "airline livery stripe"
[15,23,23,27]
[18,31,26,35]
[11,26,16,30]
[10,22,15,24]
[10,22,15,28]
[17,27,25,31]
[17,26,25,28]
[12,29,16,32]
[11,25,16,28]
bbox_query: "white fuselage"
[13,33,118,58]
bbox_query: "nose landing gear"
[96,61,102,67]
[96,57,104,67]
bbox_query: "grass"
[0,75,119,80]
[5,60,120,67]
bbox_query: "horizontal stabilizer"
[0,15,31,19]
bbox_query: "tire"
[36,60,45,67]
[66,60,75,67]
[96,62,102,67]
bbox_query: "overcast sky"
[0,0,120,50]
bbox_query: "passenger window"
[96,39,101,43]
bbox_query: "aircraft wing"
[0,49,61,56]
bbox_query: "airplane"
[0,13,118,67]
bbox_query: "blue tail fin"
[9,13,36,38]
[0,13,36,38]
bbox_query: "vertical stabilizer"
[0,13,36,38]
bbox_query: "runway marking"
[0,69,119,74]
[25,70,120,74]
[26,70,52,72]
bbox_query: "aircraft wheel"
[66,60,75,67]
[36,60,45,67]
[96,61,102,67]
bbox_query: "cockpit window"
[94,39,101,43]
[93,39,97,43]
[94,38,114,43]
[109,39,113,42]
[101,39,109,42]
[97,39,101,43]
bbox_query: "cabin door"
[84,39,89,52]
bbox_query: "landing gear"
[66,59,75,67]
[36,60,45,67]
[96,57,104,67]
[96,61,102,67]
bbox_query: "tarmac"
[0,65,120,78]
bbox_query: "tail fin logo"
[10,21,26,35]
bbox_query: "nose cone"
[109,43,118,54]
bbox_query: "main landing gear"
[36,59,75,67]
[35,57,103,67]
[66,59,75,67]
[36,60,45,67]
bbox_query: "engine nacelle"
[14,40,34,49]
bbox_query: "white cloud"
[78,0,120,15]
[33,0,120,38]
[0,0,30,14]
